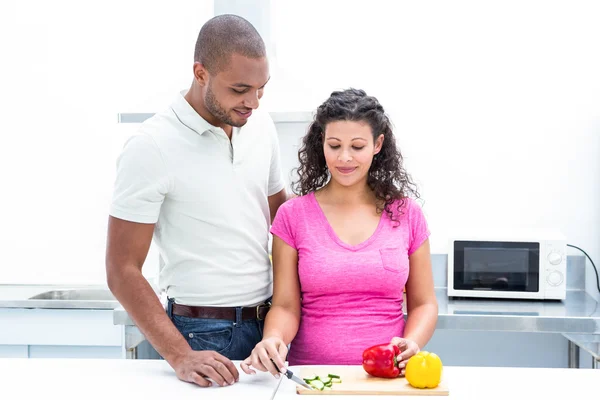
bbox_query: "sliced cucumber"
[310,380,325,391]
[302,373,342,391]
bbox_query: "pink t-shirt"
[270,192,430,366]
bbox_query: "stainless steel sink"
[29,289,116,301]
[26,288,119,309]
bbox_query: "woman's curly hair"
[293,88,420,224]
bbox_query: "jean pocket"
[173,316,234,353]
[187,328,234,353]
[379,248,403,273]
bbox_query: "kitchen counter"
[563,333,600,368]
[3,285,599,363]
[0,358,597,400]
[436,289,600,334]
[113,288,600,334]
[0,359,282,399]
[0,284,120,309]
[563,333,600,359]
[112,288,600,363]
[4,285,597,333]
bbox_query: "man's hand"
[171,350,239,387]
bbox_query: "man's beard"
[205,83,247,127]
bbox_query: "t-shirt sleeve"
[109,134,171,223]
[407,199,431,255]
[266,114,286,196]
[270,200,297,249]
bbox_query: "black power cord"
[567,244,600,295]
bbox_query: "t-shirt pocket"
[379,248,405,273]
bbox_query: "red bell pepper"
[362,343,401,378]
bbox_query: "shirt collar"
[170,89,218,136]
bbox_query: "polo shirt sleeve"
[270,199,297,249]
[267,116,286,196]
[109,134,171,224]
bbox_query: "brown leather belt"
[172,302,271,321]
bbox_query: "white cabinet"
[27,346,122,359]
[0,346,28,358]
[0,309,123,359]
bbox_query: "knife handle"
[270,358,282,374]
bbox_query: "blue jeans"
[167,298,265,361]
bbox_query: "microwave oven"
[447,230,567,300]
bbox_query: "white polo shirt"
[110,90,285,306]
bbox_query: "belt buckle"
[256,301,271,321]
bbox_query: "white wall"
[0,0,213,284]
[267,0,600,301]
[0,1,599,303]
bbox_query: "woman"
[241,88,437,377]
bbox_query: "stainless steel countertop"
[0,284,120,310]
[562,333,600,359]
[112,288,600,334]
[2,284,598,334]
[436,289,600,334]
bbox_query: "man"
[106,14,287,388]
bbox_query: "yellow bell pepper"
[405,351,443,389]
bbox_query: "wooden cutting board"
[296,366,449,396]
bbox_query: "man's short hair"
[194,14,266,74]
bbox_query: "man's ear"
[374,134,385,155]
[193,62,209,87]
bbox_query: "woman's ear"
[374,134,385,155]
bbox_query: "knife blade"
[270,359,314,390]
[282,369,315,391]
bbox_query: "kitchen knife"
[282,369,315,391]
[271,360,314,390]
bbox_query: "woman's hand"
[390,337,420,376]
[240,336,288,377]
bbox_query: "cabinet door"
[0,345,28,358]
[0,309,121,346]
[28,346,122,359]
[0,309,123,359]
